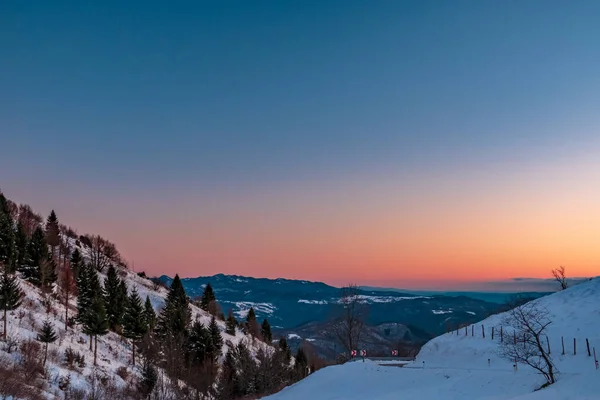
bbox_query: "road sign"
[360,349,367,357]
[392,350,398,356]
[351,350,357,357]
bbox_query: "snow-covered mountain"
[264,277,600,400]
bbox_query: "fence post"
[500,326,503,342]
[465,326,467,336]
[471,325,474,336]
[586,338,591,357]
[492,327,494,340]
[482,325,485,339]
[561,336,565,355]
[574,338,577,356]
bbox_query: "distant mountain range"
[158,274,546,333]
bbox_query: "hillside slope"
[264,277,600,400]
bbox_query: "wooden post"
[482,325,485,339]
[561,336,565,355]
[492,327,494,340]
[471,325,474,336]
[574,338,577,356]
[586,338,591,357]
[546,335,550,355]
[500,326,503,342]
[465,326,467,336]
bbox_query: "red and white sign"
[351,350,357,357]
[360,350,367,357]
[392,350,398,356]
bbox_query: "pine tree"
[76,263,92,324]
[144,296,156,331]
[261,319,272,343]
[21,226,47,285]
[246,307,260,338]
[83,292,109,365]
[41,256,57,289]
[279,338,292,363]
[0,270,24,339]
[70,248,83,279]
[37,319,58,367]
[217,349,236,399]
[187,320,211,366]
[45,210,60,259]
[138,360,158,398]
[0,212,15,273]
[155,274,191,337]
[14,222,27,273]
[123,287,148,365]
[294,348,308,379]
[208,315,223,361]
[104,265,124,331]
[225,309,237,336]
[0,193,8,216]
[200,283,216,312]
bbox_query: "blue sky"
[2,1,600,286]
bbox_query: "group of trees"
[0,192,320,399]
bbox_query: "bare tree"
[499,302,556,386]
[331,284,368,360]
[551,266,568,290]
[88,235,121,272]
[58,260,76,332]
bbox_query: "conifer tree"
[76,263,92,323]
[0,270,24,339]
[0,212,15,272]
[261,319,272,343]
[187,320,211,365]
[246,307,260,338]
[104,265,124,331]
[14,222,27,273]
[208,315,223,361]
[83,291,109,365]
[45,210,60,259]
[70,248,83,279]
[225,309,237,336]
[294,347,308,379]
[279,338,292,363]
[155,274,191,337]
[144,295,156,331]
[21,226,47,285]
[138,359,158,398]
[217,349,237,399]
[123,287,148,365]
[200,283,216,312]
[0,193,8,216]
[37,319,58,367]
[41,256,57,290]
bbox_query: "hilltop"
[265,276,600,400]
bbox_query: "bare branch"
[551,266,568,290]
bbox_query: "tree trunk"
[94,335,98,366]
[90,334,93,351]
[132,339,136,366]
[43,342,48,367]
[3,308,6,340]
[64,291,69,332]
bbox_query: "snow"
[339,295,432,304]
[287,334,301,340]
[298,299,328,305]
[432,309,453,315]
[1,237,274,397]
[224,301,276,319]
[467,311,477,315]
[264,277,600,400]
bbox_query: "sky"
[1,1,600,290]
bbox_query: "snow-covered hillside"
[264,277,600,400]
[0,237,272,398]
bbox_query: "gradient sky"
[2,1,600,290]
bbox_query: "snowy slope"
[264,278,600,400]
[1,238,273,397]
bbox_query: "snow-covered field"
[264,277,600,400]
